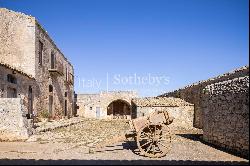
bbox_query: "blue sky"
[0,0,249,97]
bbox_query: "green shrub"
[39,109,50,118]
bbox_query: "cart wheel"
[137,124,172,158]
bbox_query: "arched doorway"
[107,100,131,119]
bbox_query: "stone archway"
[107,99,131,119]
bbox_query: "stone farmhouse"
[76,66,249,157]
[76,91,195,131]
[0,8,75,140]
[76,91,138,119]
[0,7,248,158]
[0,8,75,118]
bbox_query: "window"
[51,52,55,69]
[7,87,17,98]
[64,100,68,116]
[29,86,32,93]
[7,74,17,84]
[90,107,93,110]
[65,66,68,81]
[65,92,67,97]
[39,41,43,65]
[49,85,53,92]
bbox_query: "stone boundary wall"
[134,106,195,132]
[132,97,196,131]
[0,98,33,141]
[202,76,249,157]
[159,66,249,129]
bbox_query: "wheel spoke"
[154,125,156,136]
[137,124,172,158]
[145,143,153,153]
[139,137,150,141]
[155,128,161,135]
[159,136,171,142]
[140,140,152,147]
[152,145,156,155]
[148,126,153,134]
[140,132,150,139]
[159,136,171,140]
[142,132,151,138]
[158,142,170,150]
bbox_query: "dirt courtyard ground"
[0,119,249,165]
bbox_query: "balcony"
[65,73,74,85]
[48,62,64,76]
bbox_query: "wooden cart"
[125,110,174,158]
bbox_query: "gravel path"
[0,118,248,165]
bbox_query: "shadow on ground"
[0,159,248,165]
[176,134,249,160]
[1,134,248,165]
[94,134,249,163]
[97,134,249,160]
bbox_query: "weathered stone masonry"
[0,64,35,141]
[160,66,249,156]
[76,91,138,119]
[132,97,195,131]
[0,98,33,141]
[76,91,196,131]
[202,75,249,157]
[0,63,36,109]
[0,8,75,119]
[160,66,249,129]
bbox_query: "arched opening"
[107,100,131,119]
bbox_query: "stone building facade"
[160,66,249,129]
[0,8,75,119]
[0,63,35,107]
[202,75,249,157]
[132,97,195,131]
[0,64,35,140]
[76,91,195,131]
[76,91,138,119]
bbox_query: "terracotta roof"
[0,62,34,79]
[132,97,193,107]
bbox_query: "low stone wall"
[135,106,195,132]
[132,97,196,132]
[160,66,249,129]
[0,98,33,141]
[202,76,249,157]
